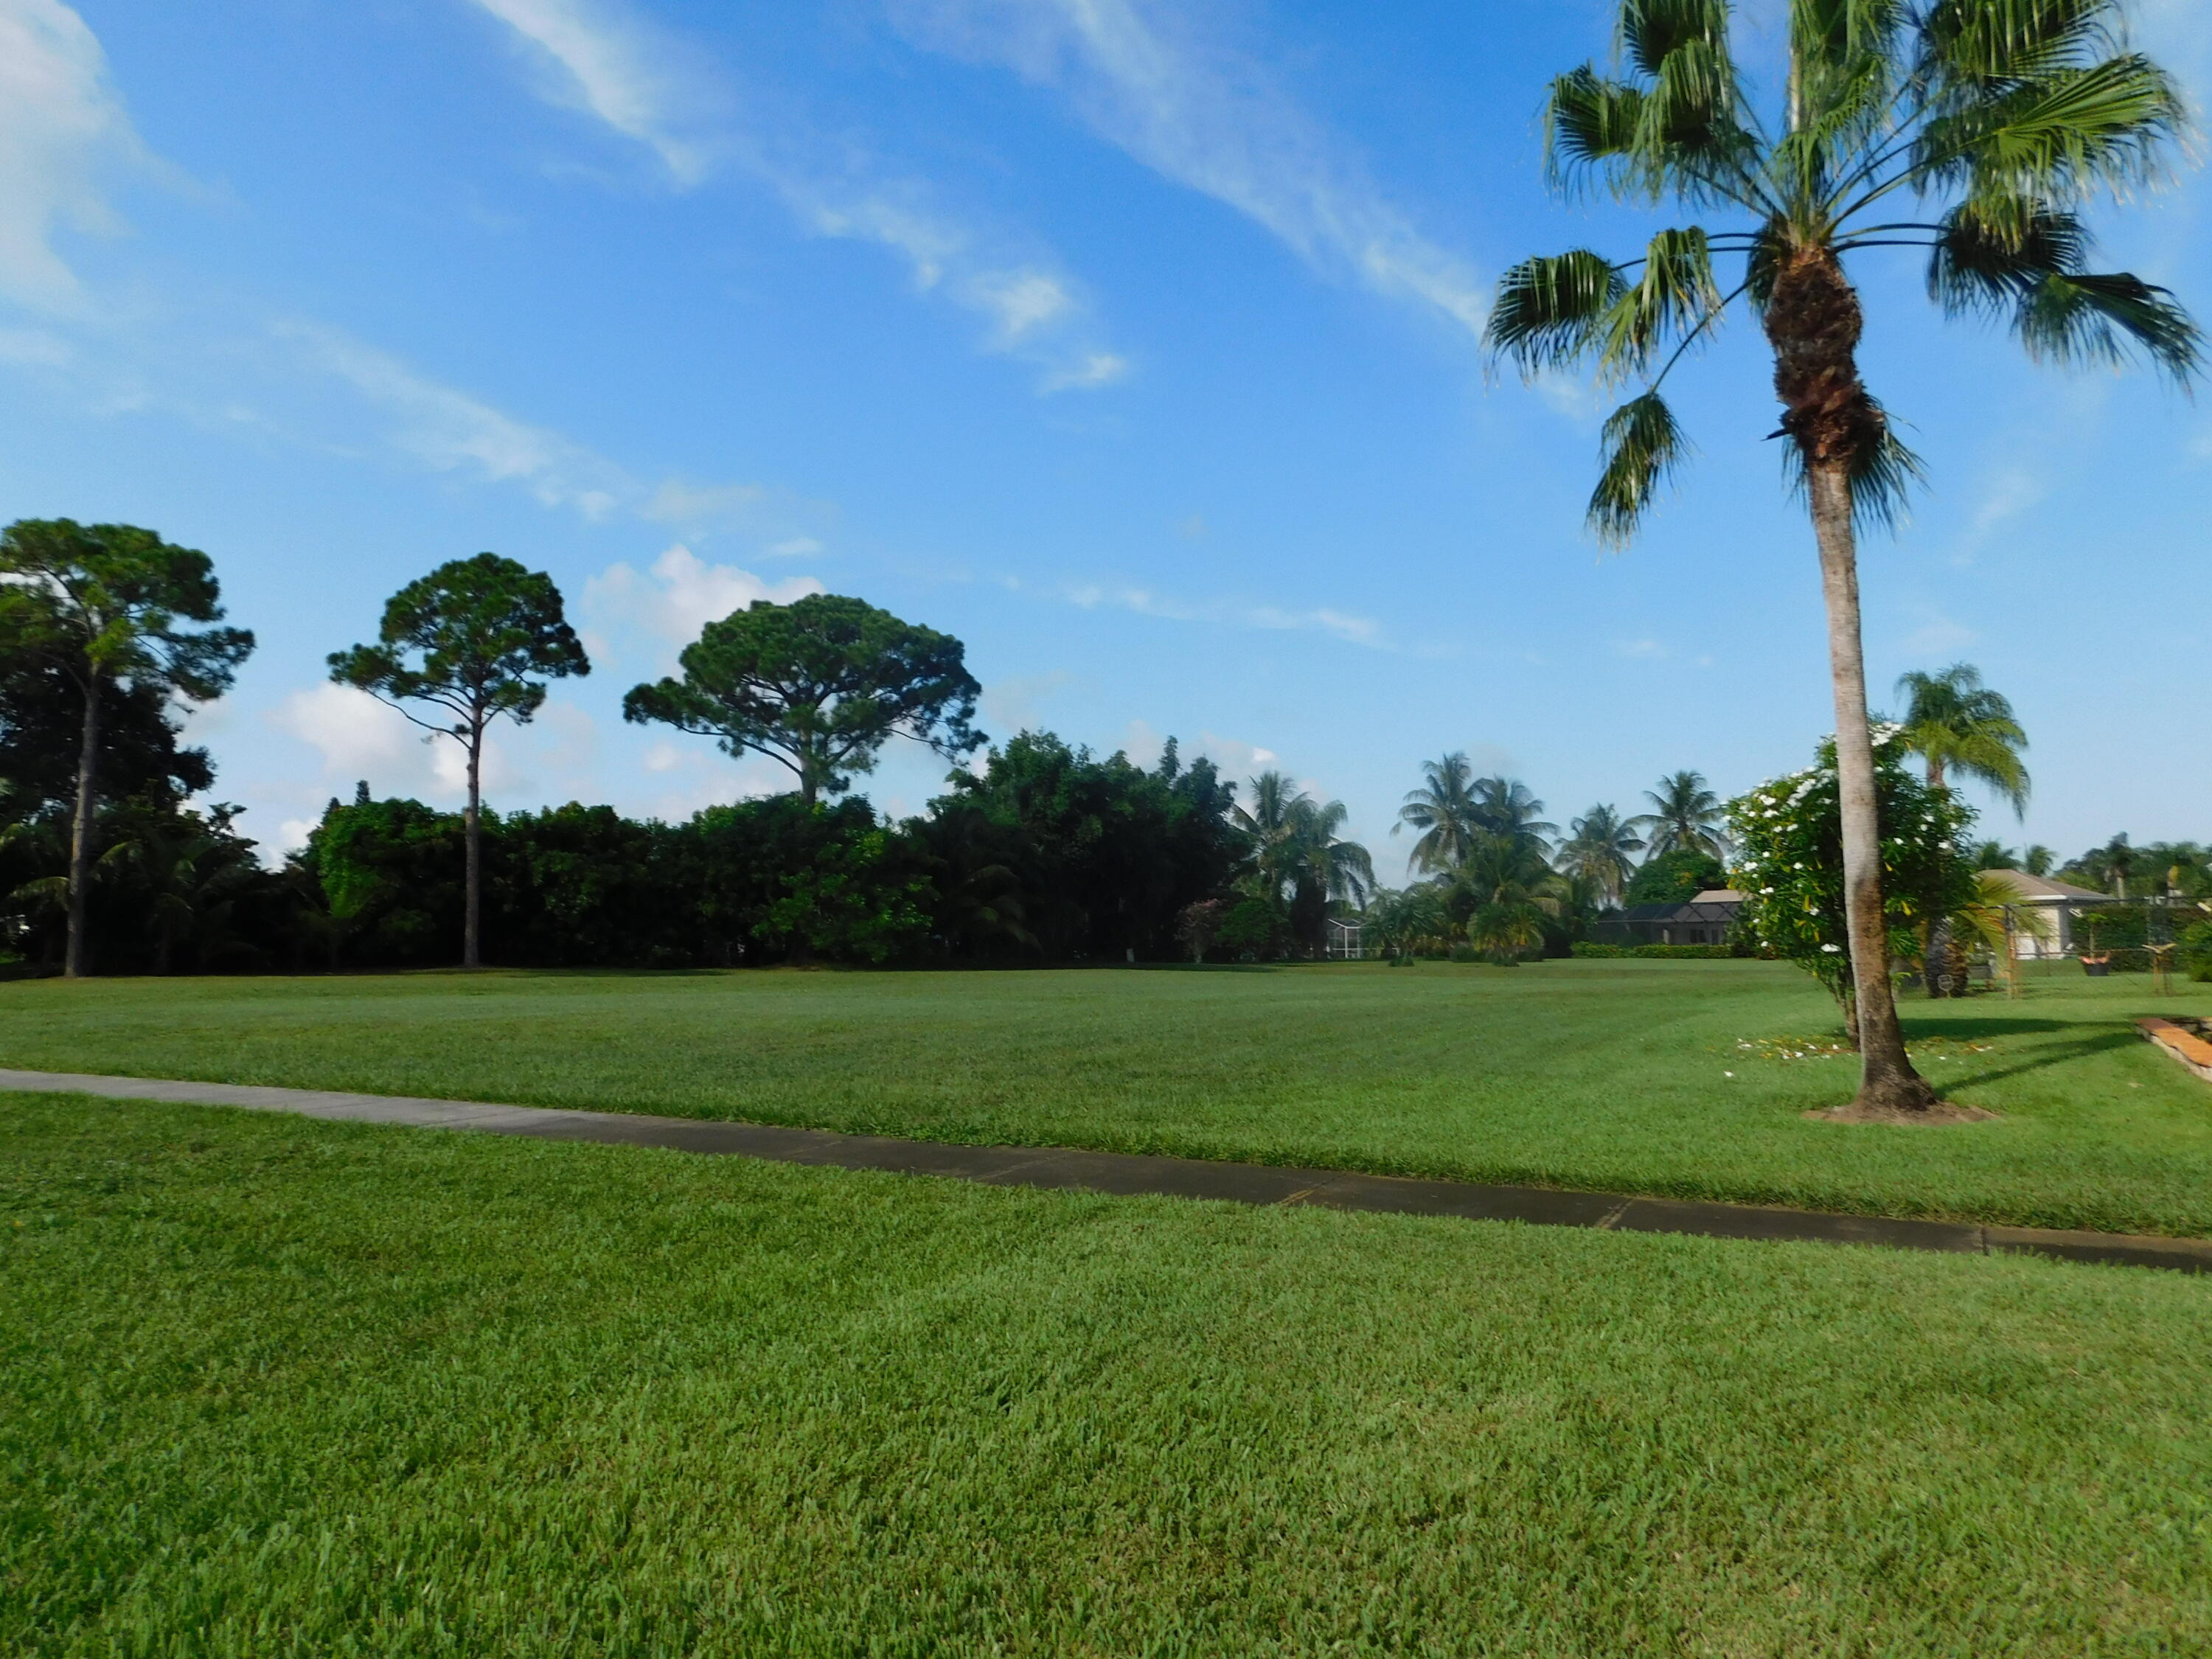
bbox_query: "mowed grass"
[5,1093,2211,1657]
[4,961,2209,1234]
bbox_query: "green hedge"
[1571,942,1739,960]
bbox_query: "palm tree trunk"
[65,675,99,979]
[1808,462,1938,1112]
[463,724,483,970]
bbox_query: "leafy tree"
[1632,771,1728,859]
[1624,846,1727,906]
[1395,752,1484,873]
[1969,838,2020,870]
[2065,832,2140,897]
[330,553,588,970]
[625,594,982,808]
[2023,844,2055,877]
[1557,803,1646,905]
[1894,662,2028,812]
[0,650,215,812]
[0,520,253,977]
[1217,894,1292,962]
[1728,728,1975,1048]
[1484,0,2196,1113]
[1174,898,1228,964]
[922,731,1245,961]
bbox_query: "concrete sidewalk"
[6,1066,2208,1274]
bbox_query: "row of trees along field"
[5,518,2203,985]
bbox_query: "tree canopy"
[625,594,983,806]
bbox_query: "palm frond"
[2017,271,2202,382]
[1927,198,2092,311]
[1589,392,1691,546]
[1621,0,1731,80]
[1486,250,1627,377]
[1601,226,1724,375]
[1789,0,1907,167]
[1917,0,2117,96]
[1545,68,1648,191]
[1913,55,2185,204]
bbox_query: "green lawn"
[4,960,2208,1235]
[5,1093,2209,1656]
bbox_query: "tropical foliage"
[1727,728,1977,1034]
[1894,664,2029,812]
[1486,0,2198,1110]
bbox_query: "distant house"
[1978,869,2126,959]
[1592,889,1745,947]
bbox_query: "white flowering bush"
[1725,725,1976,1016]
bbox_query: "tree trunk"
[1765,242,1938,1113]
[464,723,483,970]
[1809,462,1939,1111]
[65,675,100,979]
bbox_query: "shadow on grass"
[1939,1032,2139,1094]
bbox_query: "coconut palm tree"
[1895,662,2029,813]
[1557,804,1646,904]
[1234,770,1306,898]
[1458,834,1564,964]
[1289,796,1376,911]
[1633,771,1730,860]
[1395,752,1484,873]
[1470,776,1558,853]
[1238,773,1373,954]
[1485,0,2197,1113]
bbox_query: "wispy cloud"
[887,0,1487,338]
[0,0,145,311]
[276,320,782,526]
[467,0,717,183]
[277,320,630,516]
[1061,579,1386,649]
[459,0,1129,389]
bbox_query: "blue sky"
[2,0,2205,876]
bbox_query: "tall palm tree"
[1234,770,1306,899]
[1289,796,1376,911]
[1633,770,1729,860]
[1486,0,2197,1114]
[1557,804,1646,905]
[1395,752,1483,873]
[1894,662,2029,813]
[1470,776,1558,853]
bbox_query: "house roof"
[1980,869,2118,903]
[1690,889,1746,904]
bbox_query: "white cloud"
[766,536,824,558]
[582,543,824,671]
[0,0,143,310]
[272,684,452,799]
[888,0,1487,338]
[463,0,1128,389]
[1061,579,1388,649]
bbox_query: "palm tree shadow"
[1933,1032,2138,1093]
